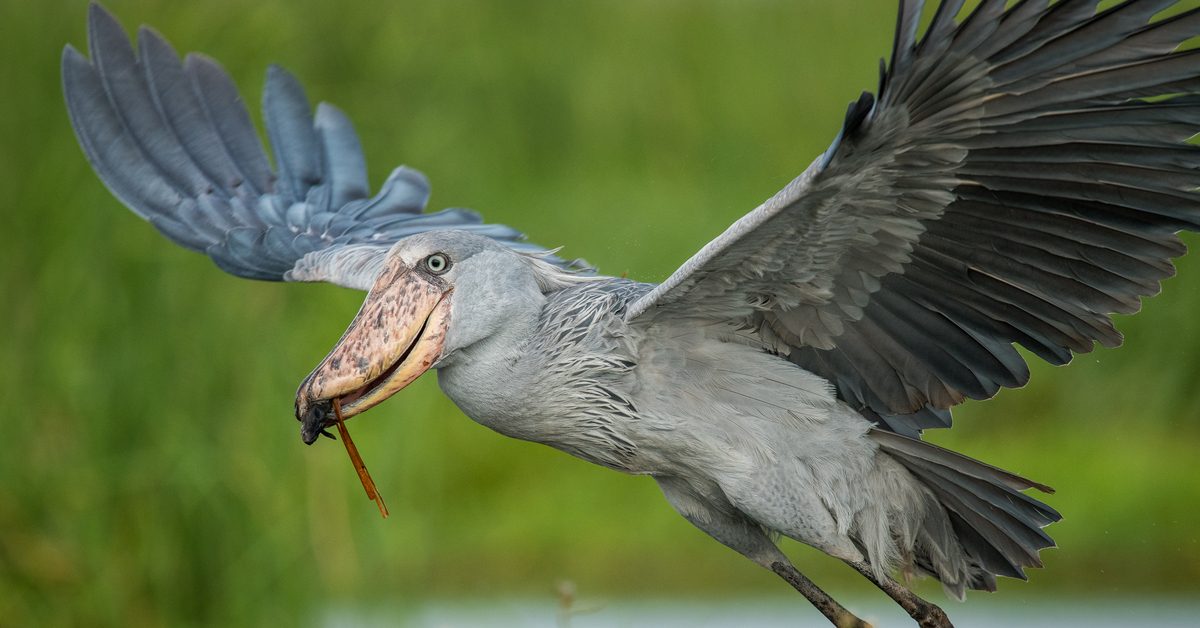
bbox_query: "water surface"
[323,597,1200,627]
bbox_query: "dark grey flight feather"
[870,429,1061,593]
[627,0,1200,434]
[63,2,581,291]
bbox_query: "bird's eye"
[424,253,451,275]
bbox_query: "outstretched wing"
[627,0,1200,433]
[63,3,578,291]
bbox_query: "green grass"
[4,0,1200,625]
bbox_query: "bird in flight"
[64,1,1200,626]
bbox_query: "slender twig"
[333,398,389,518]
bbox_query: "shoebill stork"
[64,1,1200,626]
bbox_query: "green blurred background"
[4,0,1200,625]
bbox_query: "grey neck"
[435,289,547,434]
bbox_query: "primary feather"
[63,3,580,291]
[628,0,1200,436]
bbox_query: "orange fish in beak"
[296,256,452,444]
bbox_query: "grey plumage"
[627,0,1200,436]
[66,1,1200,626]
[63,3,580,290]
[870,430,1060,591]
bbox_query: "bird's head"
[294,230,568,444]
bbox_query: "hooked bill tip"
[300,399,334,445]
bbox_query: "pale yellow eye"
[424,253,450,274]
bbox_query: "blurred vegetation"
[3,0,1200,625]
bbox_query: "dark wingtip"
[1032,481,1056,496]
[266,63,299,85]
[87,1,123,41]
[843,90,876,139]
[88,1,112,21]
[61,43,85,65]
[265,63,312,106]
[136,23,171,50]
[61,44,94,115]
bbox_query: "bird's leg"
[844,560,952,628]
[770,561,872,628]
[654,477,871,628]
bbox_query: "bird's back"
[517,278,860,478]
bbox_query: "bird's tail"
[868,429,1061,600]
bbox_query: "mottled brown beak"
[296,258,452,444]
